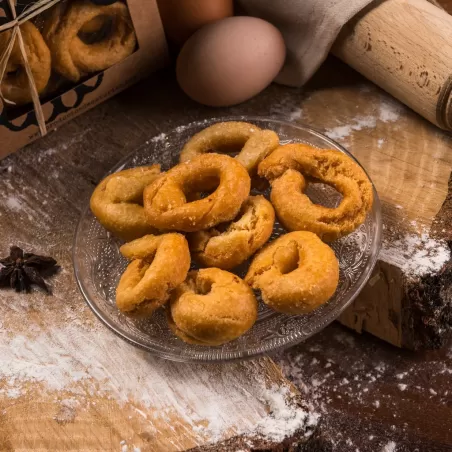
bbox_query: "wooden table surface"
[0,54,451,451]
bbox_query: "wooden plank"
[0,76,320,451]
[296,59,452,349]
[0,57,451,449]
[277,322,452,451]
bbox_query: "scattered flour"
[269,92,303,121]
[0,317,318,444]
[325,116,376,141]
[325,95,402,142]
[398,384,407,391]
[288,108,303,121]
[6,388,21,398]
[382,441,397,452]
[149,132,167,143]
[378,98,401,123]
[255,385,318,442]
[379,232,450,277]
[5,196,22,211]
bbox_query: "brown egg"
[157,0,233,46]
[176,16,286,107]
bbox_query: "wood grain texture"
[278,322,452,452]
[0,56,451,450]
[333,0,452,129]
[0,71,320,452]
[287,60,452,349]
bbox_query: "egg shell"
[157,0,233,46]
[176,16,286,107]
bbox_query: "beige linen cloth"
[236,0,375,87]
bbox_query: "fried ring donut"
[179,121,279,175]
[90,165,161,242]
[168,268,258,345]
[258,144,373,241]
[43,0,137,82]
[189,195,275,270]
[116,234,190,317]
[143,154,251,232]
[0,22,51,105]
[245,232,339,314]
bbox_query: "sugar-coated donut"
[189,195,275,270]
[116,234,190,317]
[179,121,279,175]
[43,0,136,82]
[143,154,250,232]
[168,268,258,345]
[258,144,373,241]
[0,22,51,105]
[245,231,339,314]
[90,165,161,242]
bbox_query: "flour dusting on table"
[268,91,303,121]
[380,230,450,277]
[325,94,403,142]
[277,322,452,452]
[0,300,318,445]
[381,441,397,452]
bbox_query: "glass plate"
[73,117,382,362]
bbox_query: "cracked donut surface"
[245,231,339,314]
[116,234,190,317]
[143,154,250,232]
[90,165,161,241]
[189,195,275,270]
[258,144,373,241]
[179,121,279,176]
[168,268,258,345]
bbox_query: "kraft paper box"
[0,0,168,160]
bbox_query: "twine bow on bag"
[0,0,60,135]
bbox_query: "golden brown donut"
[168,268,258,345]
[189,195,275,270]
[179,121,279,175]
[258,144,373,241]
[43,0,137,82]
[0,22,51,105]
[245,231,339,315]
[90,165,161,242]
[116,234,190,317]
[143,154,251,232]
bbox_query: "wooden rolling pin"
[332,0,452,130]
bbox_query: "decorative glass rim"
[73,116,382,362]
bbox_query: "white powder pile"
[378,98,402,123]
[380,232,450,277]
[325,95,402,142]
[5,196,22,211]
[382,441,397,452]
[0,314,318,444]
[325,115,376,141]
[149,132,167,143]
[269,92,303,121]
[255,385,319,442]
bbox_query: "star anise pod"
[0,246,57,293]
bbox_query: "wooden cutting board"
[0,57,451,450]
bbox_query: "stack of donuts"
[0,0,136,106]
[90,121,373,346]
